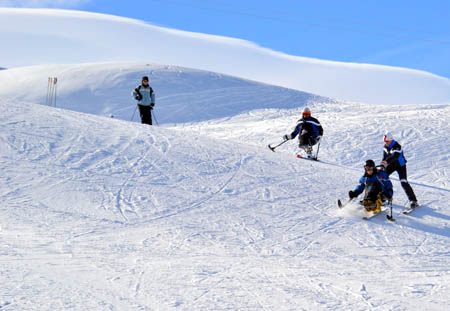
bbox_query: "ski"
[339,199,393,221]
[362,207,387,220]
[296,154,319,161]
[402,205,421,215]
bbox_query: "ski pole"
[130,105,138,121]
[152,109,159,126]
[268,139,288,152]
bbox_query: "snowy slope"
[1,95,449,309]
[0,62,331,124]
[1,8,450,106]
[1,7,450,310]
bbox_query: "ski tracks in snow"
[2,100,450,310]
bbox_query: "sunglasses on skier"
[364,166,374,172]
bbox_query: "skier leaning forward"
[348,159,394,213]
[283,107,323,158]
[380,131,418,209]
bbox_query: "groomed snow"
[1,62,449,310]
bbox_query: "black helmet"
[364,159,376,172]
[142,76,149,82]
[365,159,375,168]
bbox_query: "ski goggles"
[364,166,374,171]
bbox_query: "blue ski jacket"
[383,140,407,167]
[132,84,155,107]
[353,170,393,197]
[288,116,323,140]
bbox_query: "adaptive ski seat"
[363,181,384,213]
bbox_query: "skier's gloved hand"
[283,134,290,141]
[348,190,356,199]
[150,103,155,109]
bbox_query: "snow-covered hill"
[1,7,450,310]
[1,8,450,106]
[1,78,449,309]
[0,62,331,124]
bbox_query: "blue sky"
[3,0,450,78]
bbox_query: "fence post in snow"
[46,77,58,107]
[46,77,51,106]
[53,77,57,107]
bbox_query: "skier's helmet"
[364,159,376,172]
[383,131,393,142]
[302,107,311,117]
[142,76,149,82]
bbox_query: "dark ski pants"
[386,162,417,202]
[364,181,382,202]
[299,133,318,147]
[138,104,152,125]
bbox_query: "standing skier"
[282,107,323,158]
[132,76,155,125]
[380,131,418,209]
[348,159,394,212]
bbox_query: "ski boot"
[410,201,419,209]
[305,146,313,158]
[299,144,313,158]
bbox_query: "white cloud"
[0,0,91,8]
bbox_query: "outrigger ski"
[337,198,361,208]
[338,199,352,208]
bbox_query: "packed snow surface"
[1,8,450,106]
[1,62,449,310]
